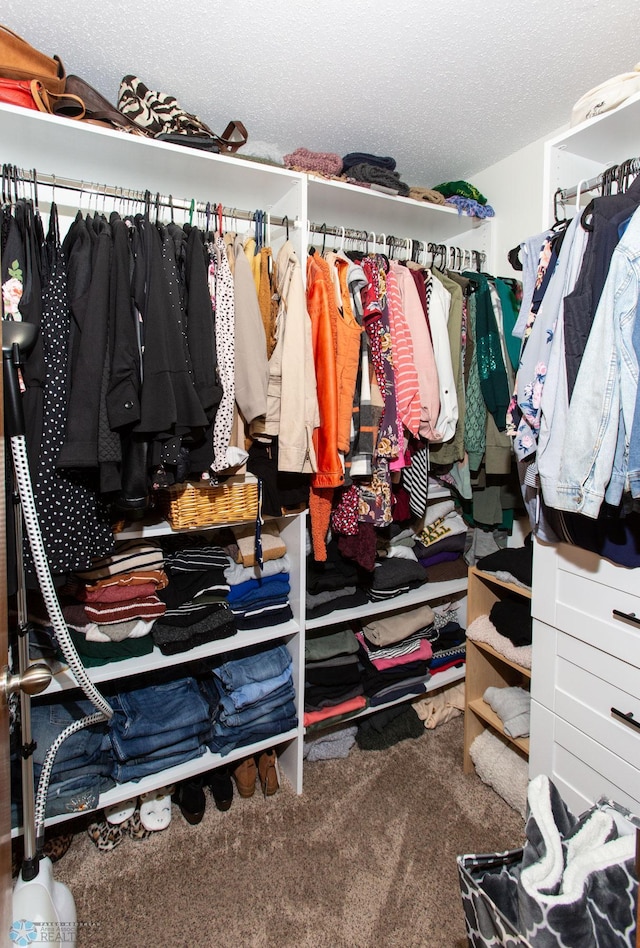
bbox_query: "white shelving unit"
[1,102,489,831]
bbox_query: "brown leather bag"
[0,23,66,94]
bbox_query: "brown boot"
[257,749,279,796]
[232,756,257,798]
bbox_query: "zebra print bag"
[117,75,247,152]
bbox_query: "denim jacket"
[554,205,640,517]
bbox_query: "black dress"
[24,204,114,575]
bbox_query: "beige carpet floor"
[50,715,525,948]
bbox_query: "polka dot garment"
[209,234,235,473]
[23,206,114,576]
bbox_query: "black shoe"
[173,778,206,825]
[205,766,233,811]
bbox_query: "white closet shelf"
[12,728,299,836]
[39,619,300,695]
[0,103,302,215]
[307,176,488,243]
[547,94,640,164]
[305,576,468,630]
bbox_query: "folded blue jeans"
[41,772,116,819]
[110,719,211,762]
[35,752,114,784]
[213,643,291,690]
[31,697,110,768]
[220,665,293,712]
[218,681,296,728]
[208,703,297,755]
[112,742,207,784]
[109,676,210,759]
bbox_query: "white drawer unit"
[530,540,640,817]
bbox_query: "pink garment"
[386,264,421,438]
[391,262,441,441]
[356,630,433,670]
[304,696,367,726]
[65,581,158,603]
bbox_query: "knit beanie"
[283,148,343,176]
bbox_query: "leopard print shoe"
[87,819,123,852]
[121,808,152,841]
[43,832,73,863]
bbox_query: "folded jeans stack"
[27,696,115,820]
[108,676,211,783]
[205,644,297,755]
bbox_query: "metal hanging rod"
[557,156,640,204]
[1,164,296,230]
[307,221,487,267]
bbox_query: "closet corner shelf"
[468,565,532,600]
[41,619,300,695]
[467,639,531,679]
[466,696,530,756]
[304,576,469,631]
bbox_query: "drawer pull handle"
[612,609,640,626]
[611,707,640,732]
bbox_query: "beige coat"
[252,240,319,473]
[233,235,269,423]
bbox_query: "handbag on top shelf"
[0,23,66,93]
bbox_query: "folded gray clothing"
[306,586,356,610]
[347,163,410,196]
[341,152,396,171]
[89,618,153,643]
[483,685,530,738]
[494,570,531,591]
[224,553,290,586]
[303,725,358,761]
[305,628,360,661]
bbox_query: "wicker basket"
[156,478,259,530]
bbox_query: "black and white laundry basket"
[457,775,638,948]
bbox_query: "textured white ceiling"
[4,0,640,188]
